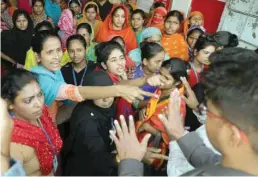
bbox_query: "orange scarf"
[95,5,138,53]
[147,7,167,31]
[183,11,204,36]
[161,33,189,61]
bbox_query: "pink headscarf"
[58,9,75,36]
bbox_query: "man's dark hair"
[201,47,258,153]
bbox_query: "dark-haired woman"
[31,0,48,27]
[131,9,146,45]
[29,30,153,119]
[77,1,103,37]
[63,70,118,175]
[95,4,138,53]
[188,35,217,88]
[1,0,16,30]
[186,25,205,61]
[68,0,83,21]
[212,31,239,50]
[1,69,62,176]
[1,9,34,68]
[161,10,189,62]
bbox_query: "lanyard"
[190,62,203,83]
[38,119,57,156]
[72,66,87,86]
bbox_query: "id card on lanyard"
[72,67,87,86]
[38,119,58,173]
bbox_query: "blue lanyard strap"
[72,66,87,86]
[38,119,57,156]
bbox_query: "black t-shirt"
[61,62,96,85]
[97,0,113,21]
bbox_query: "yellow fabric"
[24,48,71,70]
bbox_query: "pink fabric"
[58,9,76,49]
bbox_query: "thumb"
[141,133,151,147]
[148,147,161,153]
[158,114,167,125]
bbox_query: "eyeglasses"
[205,107,249,143]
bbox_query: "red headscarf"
[95,5,138,53]
[147,7,167,30]
[11,106,62,175]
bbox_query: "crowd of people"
[1,0,258,176]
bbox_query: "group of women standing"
[1,0,240,176]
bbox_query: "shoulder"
[61,62,72,72]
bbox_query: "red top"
[11,106,62,175]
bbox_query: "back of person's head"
[212,31,239,48]
[95,40,125,64]
[1,69,39,103]
[111,36,125,49]
[140,41,164,61]
[161,58,188,82]
[255,48,258,54]
[83,70,113,87]
[32,30,61,54]
[194,34,218,52]
[165,10,184,24]
[202,47,258,154]
[35,21,55,32]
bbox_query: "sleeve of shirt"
[55,84,84,102]
[118,159,144,176]
[3,159,26,176]
[177,132,221,168]
[167,140,195,176]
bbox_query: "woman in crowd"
[183,11,204,36]
[111,36,136,79]
[131,9,146,45]
[77,1,103,36]
[1,9,34,68]
[1,69,63,176]
[45,0,62,25]
[129,27,169,66]
[29,30,153,119]
[147,6,167,31]
[95,40,127,83]
[31,0,48,27]
[58,9,76,49]
[161,10,189,61]
[62,22,97,63]
[132,42,165,109]
[63,70,118,176]
[186,25,205,61]
[95,4,138,53]
[61,34,95,85]
[1,0,16,30]
[136,58,187,172]
[68,0,83,21]
[17,0,32,14]
[188,35,217,88]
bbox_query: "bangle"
[115,154,120,163]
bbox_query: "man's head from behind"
[202,48,258,160]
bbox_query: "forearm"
[1,52,16,64]
[119,77,146,87]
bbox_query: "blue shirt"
[4,159,26,176]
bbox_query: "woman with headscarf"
[17,0,32,14]
[77,1,103,37]
[45,0,62,25]
[161,10,189,61]
[95,4,138,53]
[68,0,83,21]
[147,6,167,31]
[1,9,34,68]
[1,0,16,30]
[31,0,48,27]
[58,9,76,49]
[63,70,118,176]
[183,11,204,36]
